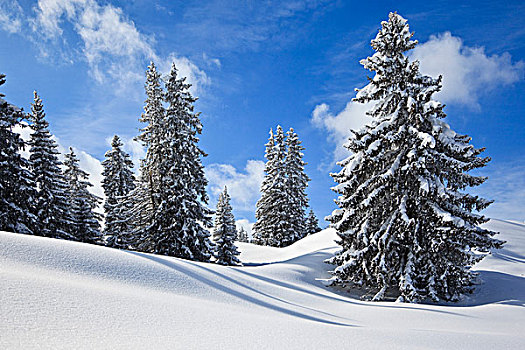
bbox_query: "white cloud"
[0,0,23,33]
[311,101,371,161]
[206,160,265,212]
[412,32,524,109]
[312,32,524,162]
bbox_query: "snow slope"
[1,219,523,349]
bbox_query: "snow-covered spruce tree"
[138,62,214,261]
[0,74,36,234]
[128,62,164,247]
[101,135,136,248]
[253,126,291,247]
[212,187,241,265]
[237,226,249,243]
[135,61,164,216]
[64,147,102,243]
[326,13,503,303]
[306,209,321,235]
[284,127,310,242]
[28,91,72,239]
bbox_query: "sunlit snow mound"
[1,219,523,349]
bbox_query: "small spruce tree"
[101,135,136,248]
[305,209,321,235]
[64,147,102,243]
[137,62,213,261]
[213,187,241,265]
[326,13,503,303]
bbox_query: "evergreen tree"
[101,135,136,248]
[284,127,310,242]
[253,126,290,247]
[64,147,102,243]
[135,61,165,217]
[137,62,213,261]
[305,209,321,235]
[0,74,36,234]
[28,91,71,239]
[237,226,249,243]
[326,13,503,303]
[129,62,164,247]
[212,187,240,265]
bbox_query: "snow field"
[1,219,523,349]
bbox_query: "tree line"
[0,63,321,267]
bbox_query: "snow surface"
[1,219,523,349]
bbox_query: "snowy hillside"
[1,219,523,349]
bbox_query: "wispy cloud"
[0,0,23,34]
[1,0,209,94]
[30,0,154,86]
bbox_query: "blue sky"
[1,0,524,229]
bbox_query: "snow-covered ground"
[1,219,523,349]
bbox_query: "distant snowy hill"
[1,220,523,349]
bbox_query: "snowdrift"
[1,220,523,349]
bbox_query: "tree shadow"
[239,252,471,317]
[127,251,357,327]
[448,271,525,307]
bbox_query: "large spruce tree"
[0,74,36,234]
[28,91,71,239]
[101,135,136,248]
[137,62,213,261]
[64,147,102,243]
[326,13,503,303]
[213,187,241,266]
